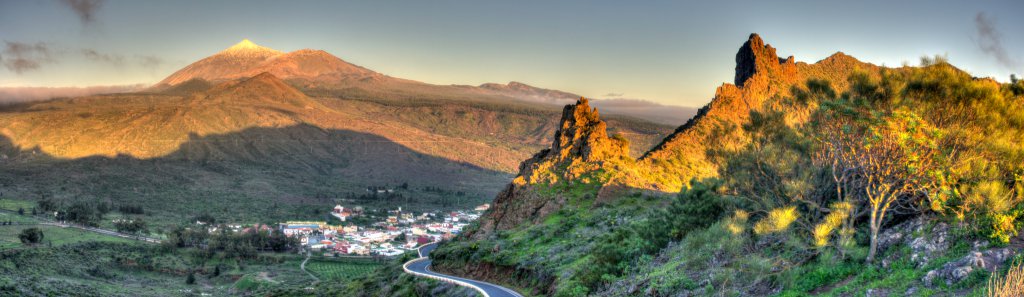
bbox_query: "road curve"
[403,242,523,297]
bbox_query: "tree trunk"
[866,210,879,263]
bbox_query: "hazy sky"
[1,0,1021,107]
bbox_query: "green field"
[0,220,134,249]
[0,211,39,224]
[305,258,382,281]
[0,198,34,212]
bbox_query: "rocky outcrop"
[626,33,800,192]
[877,217,1020,287]
[469,98,629,237]
[735,33,796,87]
[877,217,951,268]
[923,248,1015,286]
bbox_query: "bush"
[19,228,44,245]
[754,206,799,235]
[663,178,731,240]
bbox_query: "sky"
[1,0,1022,107]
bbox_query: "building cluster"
[277,204,489,257]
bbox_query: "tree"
[19,228,44,245]
[65,201,101,226]
[114,217,148,235]
[212,265,221,277]
[185,271,196,285]
[17,208,24,216]
[815,101,946,263]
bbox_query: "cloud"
[2,41,56,74]
[975,12,1020,70]
[603,92,624,97]
[80,48,124,66]
[0,84,147,104]
[136,55,163,70]
[58,0,104,25]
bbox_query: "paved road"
[403,242,523,297]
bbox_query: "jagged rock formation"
[473,33,883,236]
[625,33,801,192]
[618,33,877,193]
[471,98,629,235]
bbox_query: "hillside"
[427,33,1024,296]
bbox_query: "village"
[268,203,491,257]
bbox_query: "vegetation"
[18,227,43,245]
[432,57,1024,296]
[0,240,318,296]
[305,258,381,281]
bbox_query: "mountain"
[478,81,699,125]
[0,40,676,226]
[153,39,386,88]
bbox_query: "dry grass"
[988,260,1024,297]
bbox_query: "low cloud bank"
[0,84,146,104]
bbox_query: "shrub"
[19,228,44,245]
[754,206,798,235]
[663,178,730,240]
[813,202,852,247]
[988,213,1019,245]
[987,260,1024,297]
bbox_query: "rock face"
[470,98,628,237]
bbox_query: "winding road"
[403,242,523,297]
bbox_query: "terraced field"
[305,258,383,281]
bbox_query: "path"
[300,250,321,283]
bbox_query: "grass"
[0,211,39,224]
[0,198,34,212]
[0,223,134,249]
[0,240,320,296]
[305,258,382,281]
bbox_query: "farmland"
[305,257,384,281]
